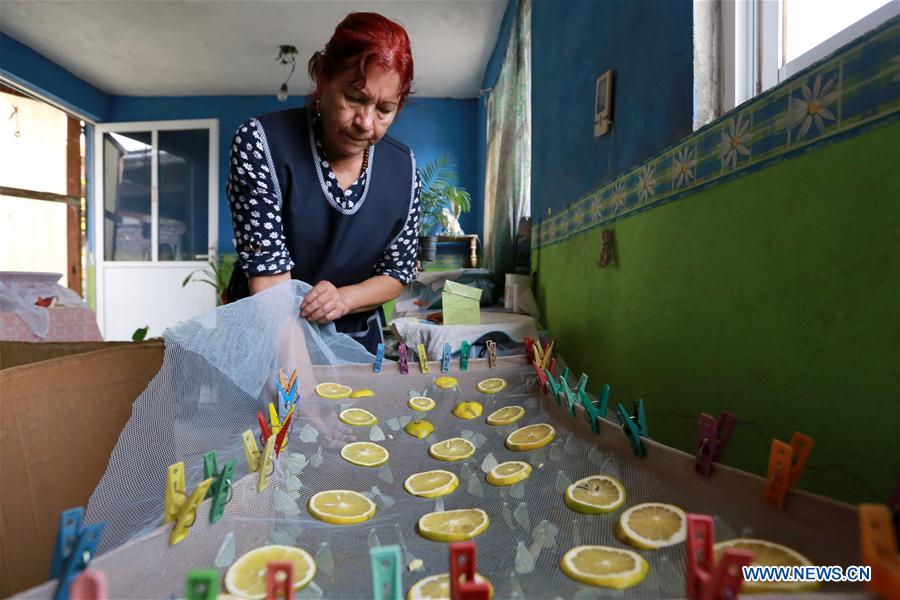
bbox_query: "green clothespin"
[185,569,218,600]
[203,450,235,523]
[545,370,561,404]
[561,367,570,381]
[559,377,577,418]
[582,397,602,434]
[615,400,649,457]
[460,340,470,371]
[370,545,402,600]
[596,384,610,417]
[576,373,588,396]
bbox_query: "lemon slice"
[339,408,378,426]
[225,545,316,598]
[476,377,507,394]
[308,490,376,525]
[405,420,435,439]
[350,388,375,398]
[452,401,483,419]
[340,441,389,467]
[315,382,352,399]
[505,423,555,451]
[485,461,532,486]
[616,502,686,549]
[418,508,489,542]
[429,438,476,461]
[434,376,458,389]
[408,396,436,411]
[485,405,525,426]
[403,470,459,498]
[565,475,626,514]
[715,539,818,593]
[407,573,493,599]
[560,545,648,589]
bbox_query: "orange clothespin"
[859,504,900,600]
[763,432,814,509]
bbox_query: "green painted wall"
[534,121,899,505]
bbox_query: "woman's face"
[318,66,402,161]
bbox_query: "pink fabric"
[0,307,102,341]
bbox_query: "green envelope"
[442,280,482,325]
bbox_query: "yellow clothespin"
[416,343,429,374]
[541,341,555,371]
[533,339,544,366]
[164,462,213,545]
[242,430,276,492]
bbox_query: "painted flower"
[638,164,656,202]
[672,145,696,189]
[590,191,604,219]
[610,181,627,213]
[789,74,839,140]
[717,114,752,170]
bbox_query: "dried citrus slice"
[485,405,525,426]
[308,490,376,525]
[407,573,493,599]
[339,408,377,426]
[452,401,483,419]
[418,508,489,542]
[315,382,352,399]
[434,376,458,389]
[349,388,374,398]
[225,544,316,598]
[403,470,459,498]
[565,475,626,514]
[340,441,389,467]
[408,396,436,411]
[429,437,476,461]
[505,423,555,451]
[405,419,435,439]
[715,539,818,593]
[485,461,532,486]
[560,545,648,589]
[476,377,507,394]
[616,502,686,549]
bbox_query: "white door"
[93,119,218,340]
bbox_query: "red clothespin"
[257,410,272,446]
[763,432,814,509]
[71,569,107,600]
[274,408,294,458]
[548,357,556,377]
[524,337,535,363]
[532,362,548,393]
[449,542,489,600]
[686,514,754,600]
[266,561,294,600]
[398,344,409,375]
[695,412,738,477]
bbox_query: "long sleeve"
[372,167,421,285]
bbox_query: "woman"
[227,12,419,353]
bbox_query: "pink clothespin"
[398,344,409,375]
[266,561,294,600]
[686,515,753,600]
[449,542,490,600]
[695,412,738,476]
[71,569,107,600]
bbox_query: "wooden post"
[66,116,83,295]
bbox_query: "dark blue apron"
[256,107,415,353]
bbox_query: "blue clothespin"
[460,340,470,371]
[374,343,385,373]
[50,507,106,600]
[441,343,451,373]
[398,344,409,375]
[277,369,298,419]
[615,400,649,457]
[370,545,402,600]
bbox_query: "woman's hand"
[300,280,350,324]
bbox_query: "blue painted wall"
[531,0,693,217]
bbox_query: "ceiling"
[0,0,507,98]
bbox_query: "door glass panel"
[103,131,151,261]
[158,129,209,261]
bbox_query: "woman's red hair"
[308,12,414,108]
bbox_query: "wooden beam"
[0,186,80,206]
[66,116,83,295]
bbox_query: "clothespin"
[544,368,560,400]
[441,343,451,373]
[416,343,429,373]
[579,382,606,435]
[185,569,219,600]
[202,451,235,524]
[277,369,298,419]
[258,410,273,446]
[460,340,471,371]
[859,504,900,600]
[532,339,544,368]
[398,344,409,375]
[374,343,385,373]
[685,514,754,600]
[532,362,549,393]
[615,400,649,458]
[370,545,402,600]
[266,561,294,600]
[548,357,556,377]
[449,542,490,600]
[164,462,214,545]
[50,508,106,600]
[524,337,535,363]
[71,570,107,600]
[561,367,570,382]
[695,412,738,477]
[486,340,497,368]
[242,430,277,492]
[559,377,577,417]
[268,402,295,456]
[540,341,555,370]
[763,432,814,509]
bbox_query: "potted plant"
[181,254,236,305]
[418,154,472,262]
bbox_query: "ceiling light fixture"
[276,45,298,102]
